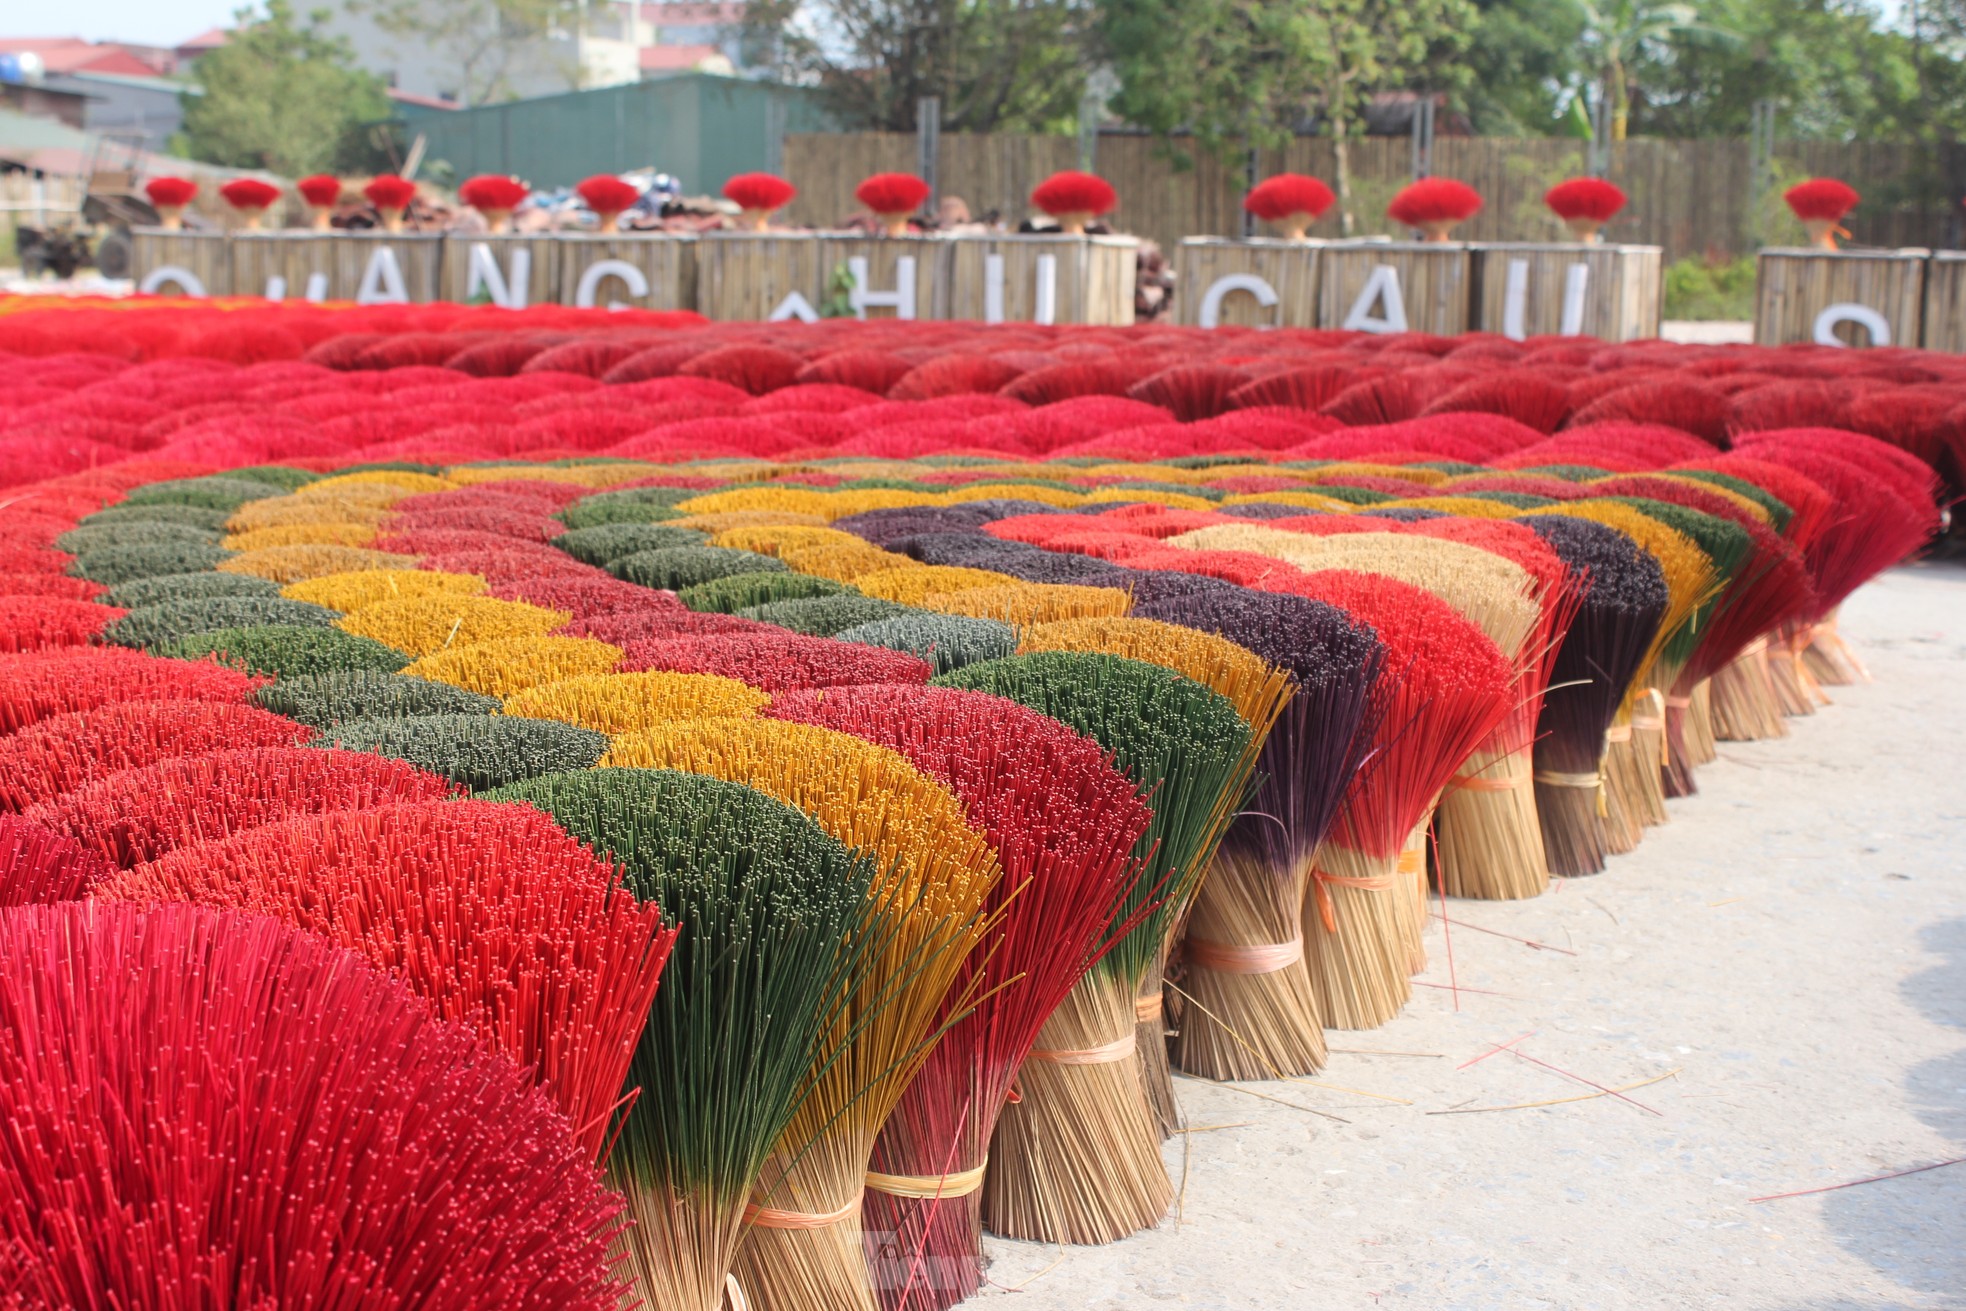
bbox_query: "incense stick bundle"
[489,768,874,1311]
[1405,519,1581,901]
[767,684,1150,1311]
[1514,515,1668,875]
[931,651,1253,1245]
[1015,615,1294,1129]
[1175,524,1543,945]
[1527,501,1718,847]
[98,798,676,1161]
[600,718,999,1311]
[0,901,632,1308]
[1126,587,1382,1080]
[1588,481,1776,792]
[1278,570,1513,1028]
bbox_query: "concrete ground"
[978,554,1965,1311]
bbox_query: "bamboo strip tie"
[863,1162,990,1200]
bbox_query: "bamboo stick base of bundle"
[1302,840,1413,1030]
[1661,694,1698,799]
[1686,680,1717,765]
[983,972,1171,1245]
[1393,817,1432,976]
[1600,723,1646,855]
[1172,847,1326,1081]
[863,1168,988,1311]
[1767,626,1827,716]
[614,1174,749,1311]
[1804,612,1871,685]
[1711,642,1789,740]
[1136,960,1179,1140]
[1436,748,1549,900]
[733,1165,878,1311]
[1533,756,1611,877]
[1628,695,1671,826]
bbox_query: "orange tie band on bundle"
[1186,935,1305,974]
[1135,992,1164,1021]
[1604,724,1634,743]
[1633,689,1669,764]
[742,1192,865,1229]
[1026,1033,1137,1065]
[1664,695,1692,710]
[1310,868,1398,934]
[863,1161,990,1200]
[1534,768,1609,817]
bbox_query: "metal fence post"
[916,96,941,211]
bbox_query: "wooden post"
[1753,247,1927,348]
[130,229,230,298]
[697,232,946,321]
[556,233,700,311]
[1173,237,1323,328]
[1921,251,1966,352]
[1469,243,1662,341]
[944,234,1137,325]
[1317,240,1471,336]
[438,233,560,308]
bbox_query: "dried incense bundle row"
[98,799,675,1161]
[0,813,110,906]
[0,645,265,735]
[489,769,875,1311]
[1285,571,1514,1029]
[767,685,1149,1311]
[21,745,453,867]
[0,698,312,811]
[1129,588,1383,1080]
[1532,500,1718,853]
[0,901,631,1308]
[1015,614,1294,1127]
[1517,516,1669,876]
[934,651,1254,1245]
[1406,517,1581,902]
[599,718,999,1311]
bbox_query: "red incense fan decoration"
[856,172,932,236]
[363,173,417,232]
[1031,171,1118,235]
[1544,177,1627,243]
[576,174,641,233]
[1244,174,1336,242]
[724,172,798,231]
[459,174,530,234]
[296,173,341,229]
[1784,178,1860,249]
[1387,177,1483,242]
[219,178,282,230]
[143,176,197,230]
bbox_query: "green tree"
[740,0,1090,131]
[349,0,583,107]
[178,2,392,176]
[1452,0,1590,134]
[1572,0,1738,139]
[1629,0,1929,139]
[1097,0,1475,233]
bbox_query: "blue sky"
[5,0,248,47]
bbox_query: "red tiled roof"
[638,43,723,71]
[175,27,230,51]
[0,37,158,76]
[387,87,459,110]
